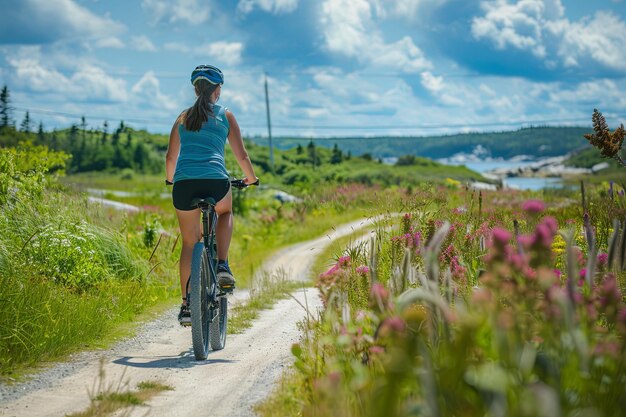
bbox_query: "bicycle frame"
[185,199,221,309]
[201,202,220,306]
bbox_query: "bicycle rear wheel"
[210,296,227,350]
[190,242,210,360]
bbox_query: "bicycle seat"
[191,197,216,209]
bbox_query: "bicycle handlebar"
[165,178,260,188]
[230,178,260,189]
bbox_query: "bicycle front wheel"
[190,242,210,360]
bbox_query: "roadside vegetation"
[258,181,626,416]
[1,113,465,378]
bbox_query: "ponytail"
[184,79,218,132]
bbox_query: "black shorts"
[172,179,231,211]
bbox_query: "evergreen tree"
[125,130,133,148]
[307,140,318,166]
[330,143,343,164]
[101,120,108,145]
[20,111,31,133]
[37,121,45,144]
[50,129,58,150]
[133,142,147,172]
[68,124,79,154]
[296,144,303,155]
[0,85,12,130]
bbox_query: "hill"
[249,126,592,160]
[0,125,487,192]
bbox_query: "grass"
[66,362,173,417]
[229,269,307,334]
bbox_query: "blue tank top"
[173,104,230,182]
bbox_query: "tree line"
[0,85,162,174]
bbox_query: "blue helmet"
[191,65,224,86]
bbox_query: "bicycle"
[183,178,259,360]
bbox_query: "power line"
[13,104,606,132]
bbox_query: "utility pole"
[264,73,274,171]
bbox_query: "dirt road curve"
[0,217,377,417]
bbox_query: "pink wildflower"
[492,228,511,245]
[597,252,609,267]
[337,255,351,267]
[356,265,370,276]
[369,345,385,355]
[369,283,390,312]
[579,268,587,279]
[522,199,546,214]
[553,269,562,279]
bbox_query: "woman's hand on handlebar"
[243,176,260,186]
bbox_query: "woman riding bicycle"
[165,65,258,324]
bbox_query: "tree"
[125,130,133,148]
[37,122,45,144]
[396,154,417,166]
[0,85,12,130]
[20,111,31,133]
[133,142,148,172]
[330,143,343,164]
[296,144,303,155]
[307,140,318,166]
[101,120,108,145]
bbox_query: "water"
[502,177,563,191]
[443,159,564,191]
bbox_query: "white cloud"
[0,0,125,44]
[131,71,178,110]
[8,55,128,103]
[130,36,157,52]
[421,71,444,92]
[141,0,210,25]
[237,0,299,14]
[94,37,125,49]
[163,41,244,64]
[471,0,626,72]
[546,11,626,71]
[471,0,548,58]
[371,0,448,20]
[320,0,431,72]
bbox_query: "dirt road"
[0,217,378,417]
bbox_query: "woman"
[165,65,258,325]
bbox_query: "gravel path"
[0,217,379,417]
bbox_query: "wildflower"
[597,252,608,268]
[369,345,385,355]
[369,283,390,313]
[378,316,407,337]
[337,255,351,267]
[356,265,370,276]
[492,228,511,245]
[522,199,545,214]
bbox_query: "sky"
[0,0,625,138]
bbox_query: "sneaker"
[178,304,191,326]
[217,262,236,289]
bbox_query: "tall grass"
[259,183,626,417]
[0,146,178,377]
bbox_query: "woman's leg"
[176,208,201,298]
[214,188,233,261]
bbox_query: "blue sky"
[0,0,625,137]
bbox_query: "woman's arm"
[226,110,258,184]
[165,120,181,183]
